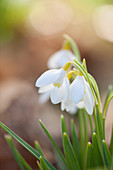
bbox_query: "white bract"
[35,68,70,104]
[47,49,76,69]
[70,76,95,115]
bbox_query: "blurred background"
[0,0,113,169]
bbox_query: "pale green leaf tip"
[39,119,42,123]
[63,132,67,136]
[102,139,105,143]
[93,132,96,135]
[34,140,39,145]
[61,114,64,119]
[88,142,92,146]
[4,134,12,140]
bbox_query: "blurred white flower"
[47,49,76,69]
[35,68,69,104]
[70,76,94,115]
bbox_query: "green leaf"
[103,91,113,118]
[62,132,80,170]
[85,142,93,169]
[5,134,25,170]
[110,156,113,170]
[96,105,103,140]
[39,119,67,169]
[0,122,56,170]
[34,141,43,156]
[37,161,43,170]
[40,156,49,170]
[103,85,112,114]
[83,109,89,148]
[102,140,112,167]
[64,34,81,62]
[78,109,85,169]
[71,119,80,165]
[92,132,103,168]
[110,126,113,156]
[61,115,68,134]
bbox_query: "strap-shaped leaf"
[92,132,103,168]
[110,126,113,156]
[40,156,49,170]
[85,142,93,169]
[71,119,80,165]
[0,122,56,170]
[102,140,112,167]
[63,132,80,170]
[34,141,44,156]
[5,135,26,170]
[39,119,67,169]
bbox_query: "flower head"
[36,65,70,104]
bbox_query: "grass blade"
[110,126,113,156]
[40,156,49,170]
[34,141,43,156]
[39,119,67,169]
[0,122,56,170]
[85,142,93,169]
[102,140,112,167]
[71,119,80,165]
[63,132,80,170]
[5,134,25,170]
[92,132,103,168]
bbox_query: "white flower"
[47,49,76,69]
[70,76,95,115]
[35,68,70,104]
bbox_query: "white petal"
[70,76,85,104]
[54,68,66,87]
[38,84,53,93]
[47,49,76,69]
[35,69,61,87]
[83,80,94,115]
[62,76,70,103]
[76,101,84,109]
[50,86,65,104]
[39,92,50,104]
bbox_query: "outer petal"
[47,50,76,69]
[50,86,65,104]
[35,69,61,87]
[63,76,70,103]
[39,92,50,104]
[83,80,94,115]
[70,76,85,104]
[38,84,53,93]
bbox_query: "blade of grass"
[34,141,43,156]
[40,156,49,170]
[102,140,112,167]
[83,109,89,148]
[85,142,93,169]
[37,161,43,170]
[0,122,56,170]
[63,132,80,170]
[110,126,113,156]
[39,119,67,169]
[71,119,80,165]
[92,132,103,168]
[78,109,85,169]
[5,135,25,170]
[61,115,68,134]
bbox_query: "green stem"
[88,115,93,135]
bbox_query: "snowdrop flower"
[47,49,76,69]
[35,63,71,104]
[70,76,95,115]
